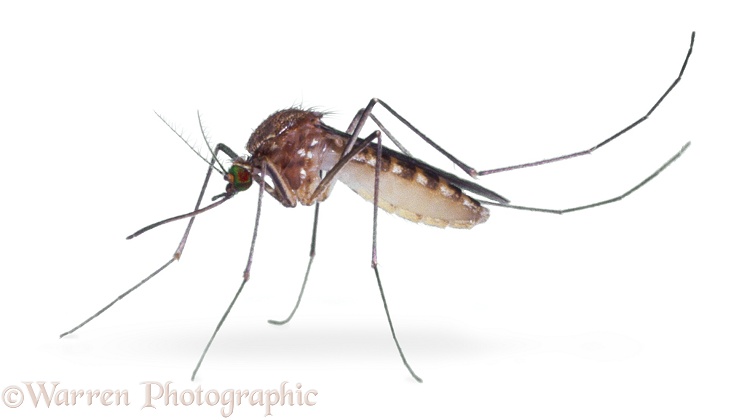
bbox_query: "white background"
[1,1,728,419]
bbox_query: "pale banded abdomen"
[335,146,489,229]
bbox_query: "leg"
[267,202,320,326]
[370,130,422,382]
[59,142,238,338]
[310,130,385,200]
[284,128,423,381]
[269,108,383,325]
[369,113,412,157]
[347,107,412,157]
[483,141,690,213]
[191,160,268,380]
[254,160,298,208]
[350,32,694,178]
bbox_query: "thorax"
[246,109,345,205]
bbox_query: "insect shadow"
[60,32,695,382]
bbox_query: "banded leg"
[59,143,239,338]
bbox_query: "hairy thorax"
[247,109,345,206]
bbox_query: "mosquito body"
[61,32,695,383]
[238,108,503,228]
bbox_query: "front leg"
[251,158,298,208]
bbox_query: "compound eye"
[229,166,253,192]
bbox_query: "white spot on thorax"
[277,123,292,136]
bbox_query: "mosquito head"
[225,164,253,195]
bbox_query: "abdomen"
[335,145,489,229]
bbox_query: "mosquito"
[60,32,694,382]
